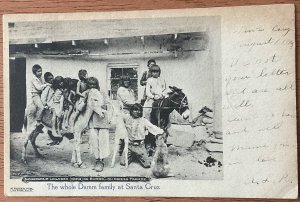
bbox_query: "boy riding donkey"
[143,64,167,156]
[30,65,51,129]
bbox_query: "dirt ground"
[10,128,223,180]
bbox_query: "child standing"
[120,103,164,168]
[30,64,50,126]
[140,59,156,105]
[81,77,110,172]
[51,76,65,137]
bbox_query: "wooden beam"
[8,17,210,44]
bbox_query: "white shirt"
[146,77,166,99]
[117,86,136,108]
[123,115,164,141]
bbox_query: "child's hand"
[57,111,64,117]
[154,95,161,100]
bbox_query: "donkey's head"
[87,88,105,117]
[168,86,190,120]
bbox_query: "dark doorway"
[10,57,26,132]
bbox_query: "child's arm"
[76,81,85,98]
[143,119,164,135]
[140,71,148,86]
[159,78,167,98]
[162,78,167,93]
[41,86,50,105]
[121,112,131,123]
[32,78,49,92]
[145,79,154,99]
[117,88,135,106]
[68,90,75,104]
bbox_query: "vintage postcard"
[3,4,297,198]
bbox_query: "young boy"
[41,72,54,108]
[140,59,156,105]
[120,103,164,168]
[51,76,65,137]
[62,78,78,130]
[76,69,88,98]
[81,77,110,172]
[30,64,50,126]
[143,64,166,121]
[69,69,88,132]
[117,75,136,114]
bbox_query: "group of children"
[112,59,168,170]
[117,59,167,121]
[30,62,166,172]
[30,64,89,137]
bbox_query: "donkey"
[21,88,105,168]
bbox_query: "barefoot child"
[81,77,110,172]
[120,103,164,168]
[143,64,166,155]
[51,76,65,137]
[69,69,88,132]
[62,78,78,130]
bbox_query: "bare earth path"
[10,129,223,180]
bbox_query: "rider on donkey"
[143,64,167,156]
[143,64,166,121]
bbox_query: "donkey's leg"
[71,130,78,165]
[21,127,34,164]
[71,146,77,165]
[111,137,120,168]
[21,136,29,164]
[74,131,87,169]
[66,105,74,128]
[75,133,82,166]
[124,137,129,168]
[30,128,43,158]
[51,111,59,137]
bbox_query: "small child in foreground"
[120,103,164,168]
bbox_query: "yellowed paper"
[3,4,297,198]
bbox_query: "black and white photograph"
[4,4,297,198]
[8,16,222,180]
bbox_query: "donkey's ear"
[172,86,182,91]
[169,86,175,90]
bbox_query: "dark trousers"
[121,141,151,168]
